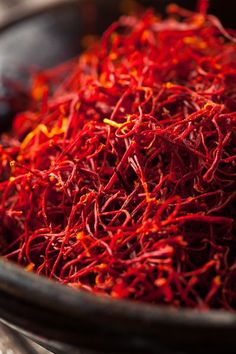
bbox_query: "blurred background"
[0,0,73,28]
[0,0,235,29]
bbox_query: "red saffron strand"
[197,0,209,15]
[0,5,236,310]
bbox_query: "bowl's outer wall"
[1,260,236,354]
[0,1,236,353]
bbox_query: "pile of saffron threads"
[0,4,236,310]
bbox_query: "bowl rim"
[1,259,236,330]
[0,0,79,32]
[1,0,236,333]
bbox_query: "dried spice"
[0,4,236,310]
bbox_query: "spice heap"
[0,4,236,310]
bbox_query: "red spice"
[0,4,236,310]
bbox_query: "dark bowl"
[0,1,236,353]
